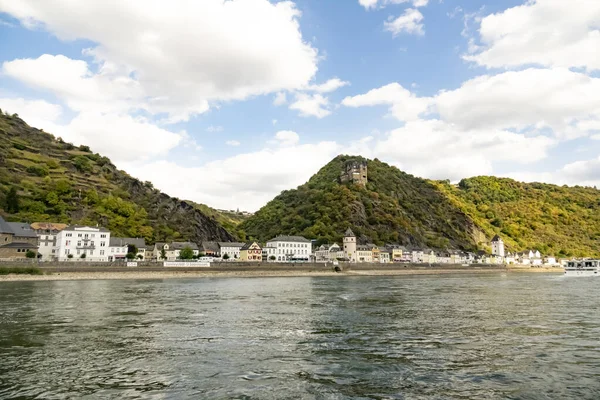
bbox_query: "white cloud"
[304,78,350,93]
[359,0,428,10]
[273,92,287,106]
[289,93,331,118]
[206,125,224,133]
[0,97,63,129]
[226,140,241,146]
[342,82,431,121]
[384,8,425,36]
[273,130,300,146]
[464,0,600,70]
[0,0,319,121]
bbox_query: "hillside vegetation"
[0,111,233,244]
[241,155,600,257]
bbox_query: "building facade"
[55,225,111,262]
[31,222,67,261]
[0,217,38,259]
[240,242,262,262]
[343,228,357,262]
[265,235,311,262]
[340,160,368,186]
[491,235,505,257]
[219,242,246,260]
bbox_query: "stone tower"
[491,235,505,257]
[343,228,357,262]
[340,160,367,187]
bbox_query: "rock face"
[0,112,233,244]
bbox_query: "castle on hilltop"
[340,160,367,187]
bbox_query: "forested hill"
[241,155,600,257]
[0,111,234,244]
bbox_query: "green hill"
[241,155,600,257]
[0,111,234,244]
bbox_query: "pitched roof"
[241,241,261,250]
[218,242,246,248]
[266,235,311,243]
[170,242,199,250]
[7,222,38,238]
[109,237,146,248]
[0,216,13,234]
[0,242,38,249]
[344,228,355,237]
[30,222,68,231]
[491,235,502,242]
[201,241,220,252]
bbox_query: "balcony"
[76,244,96,250]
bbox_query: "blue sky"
[0,0,599,211]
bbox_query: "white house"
[265,235,311,262]
[55,225,111,262]
[108,237,146,261]
[491,235,505,257]
[314,243,344,263]
[219,242,246,260]
[343,228,357,262]
[262,244,278,262]
[356,245,373,263]
[31,222,67,261]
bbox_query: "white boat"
[564,260,600,276]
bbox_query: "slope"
[241,155,486,250]
[0,111,233,244]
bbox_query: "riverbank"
[0,265,563,281]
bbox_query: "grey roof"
[109,237,146,248]
[344,228,355,237]
[241,241,261,250]
[491,235,502,242]
[6,222,38,238]
[218,242,246,248]
[0,216,14,234]
[267,235,311,243]
[170,242,199,250]
[0,242,38,249]
[201,241,220,252]
[64,224,110,232]
[357,245,371,251]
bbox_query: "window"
[91,241,95,247]
[77,241,81,246]
[100,242,105,247]
[90,251,94,256]
[77,249,80,255]
[100,234,106,238]
[52,250,55,254]
[91,234,95,238]
[100,250,104,256]
[66,233,73,237]
[77,233,82,238]
[66,240,71,246]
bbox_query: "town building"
[491,235,505,257]
[31,222,67,261]
[201,241,220,257]
[379,250,391,263]
[343,228,357,262]
[0,217,39,259]
[262,244,278,262]
[108,237,146,261]
[265,235,311,262]
[55,225,111,262]
[240,242,262,262]
[314,243,344,263]
[356,245,373,263]
[219,242,246,260]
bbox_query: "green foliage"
[0,266,43,275]
[222,253,230,260]
[126,252,136,260]
[26,165,49,177]
[269,255,276,261]
[160,248,167,259]
[73,155,93,173]
[4,186,20,213]
[127,244,138,255]
[80,253,86,259]
[179,246,194,259]
[67,254,74,259]
[79,145,91,152]
[25,250,36,258]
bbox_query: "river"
[1,274,599,399]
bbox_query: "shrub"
[0,266,43,275]
[27,165,49,177]
[79,145,91,152]
[25,250,36,258]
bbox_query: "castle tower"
[340,160,367,187]
[491,235,505,257]
[343,228,357,262]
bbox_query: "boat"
[564,260,600,276]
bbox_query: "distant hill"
[241,155,600,257]
[0,111,234,244]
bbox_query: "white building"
[151,242,199,261]
[108,237,146,261]
[314,243,344,263]
[356,245,373,263]
[491,235,505,257]
[266,235,311,262]
[262,244,278,262]
[31,222,67,261]
[219,242,246,260]
[55,225,111,262]
[343,228,357,262]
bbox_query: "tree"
[80,253,86,259]
[26,250,36,258]
[4,186,19,213]
[126,252,136,260]
[127,244,138,255]
[222,253,230,260]
[160,248,167,260]
[67,254,74,259]
[269,255,276,261]
[179,246,194,260]
[136,254,143,260]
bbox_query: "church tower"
[343,228,357,262]
[491,235,505,257]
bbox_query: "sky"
[0,0,599,212]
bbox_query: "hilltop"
[0,111,234,244]
[241,155,600,257]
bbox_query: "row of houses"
[0,216,561,265]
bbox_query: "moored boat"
[564,260,600,276]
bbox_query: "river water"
[1,274,599,399]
